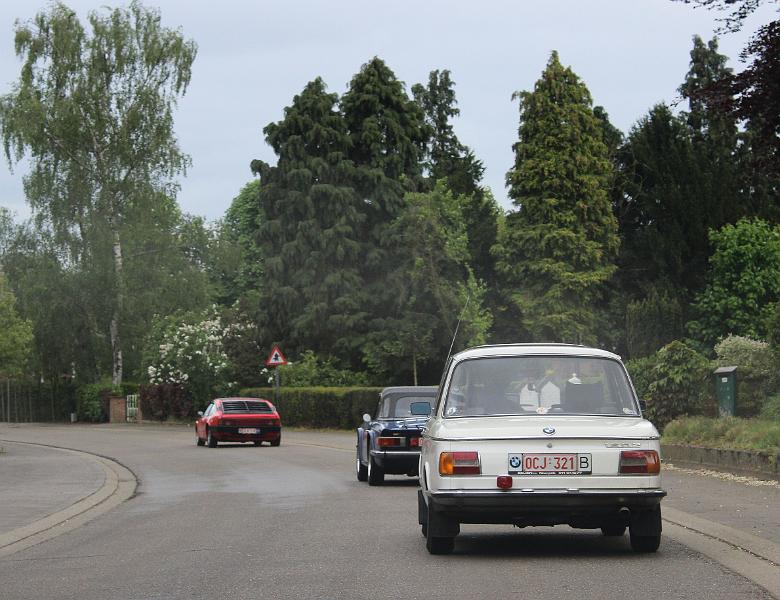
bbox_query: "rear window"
[221,400,273,414]
[378,395,434,419]
[443,356,638,418]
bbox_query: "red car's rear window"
[221,400,273,414]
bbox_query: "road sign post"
[265,345,288,406]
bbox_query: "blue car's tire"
[367,454,384,486]
[356,453,368,482]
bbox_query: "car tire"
[425,501,457,555]
[426,534,454,554]
[270,434,281,447]
[601,524,626,537]
[196,435,205,446]
[356,454,368,482]
[207,429,217,448]
[367,454,384,486]
[630,506,661,552]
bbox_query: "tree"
[617,105,715,299]
[251,78,368,363]
[363,182,491,383]
[0,1,197,386]
[0,273,33,378]
[412,70,499,287]
[688,218,780,347]
[496,51,618,343]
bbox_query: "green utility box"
[713,366,737,417]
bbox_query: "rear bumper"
[210,426,281,442]
[371,449,420,474]
[427,489,665,526]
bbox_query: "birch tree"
[0,1,196,385]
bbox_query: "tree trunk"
[110,227,125,387]
[412,351,418,386]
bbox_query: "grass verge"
[662,416,780,454]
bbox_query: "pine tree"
[341,57,427,219]
[412,70,499,287]
[250,78,367,363]
[496,51,618,344]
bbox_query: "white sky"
[0,0,777,223]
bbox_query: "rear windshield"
[221,400,273,414]
[378,395,434,419]
[443,356,638,418]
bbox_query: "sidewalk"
[0,437,105,535]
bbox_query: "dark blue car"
[356,386,436,485]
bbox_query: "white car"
[418,344,665,555]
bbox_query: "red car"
[195,397,282,447]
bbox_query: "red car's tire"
[196,435,205,446]
[207,428,218,448]
[270,433,281,447]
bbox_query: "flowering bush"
[143,308,240,410]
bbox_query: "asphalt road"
[0,424,776,600]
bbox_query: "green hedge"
[239,387,383,428]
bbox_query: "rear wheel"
[356,453,368,482]
[207,429,217,448]
[270,434,281,447]
[196,435,205,446]
[367,454,384,486]
[630,506,662,553]
[425,501,457,555]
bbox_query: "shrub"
[139,384,192,421]
[640,341,715,431]
[663,416,780,454]
[761,394,780,420]
[626,287,685,359]
[239,387,382,428]
[76,383,110,422]
[143,308,238,411]
[714,335,776,416]
[272,351,372,387]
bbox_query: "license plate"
[238,428,260,434]
[508,453,591,475]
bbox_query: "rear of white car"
[418,344,665,554]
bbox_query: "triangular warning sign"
[265,345,287,366]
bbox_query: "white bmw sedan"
[418,344,665,555]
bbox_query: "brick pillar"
[109,396,126,423]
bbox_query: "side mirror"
[410,401,432,416]
[638,399,647,412]
[197,411,204,417]
[362,413,371,423]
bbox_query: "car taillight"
[409,437,420,447]
[619,450,660,474]
[439,451,481,476]
[211,416,221,426]
[378,437,403,447]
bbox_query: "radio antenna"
[446,293,471,364]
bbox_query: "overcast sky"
[0,0,777,223]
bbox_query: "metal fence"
[0,379,77,422]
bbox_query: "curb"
[0,440,137,558]
[663,506,780,599]
[662,443,780,482]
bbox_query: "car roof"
[215,397,271,403]
[451,344,622,362]
[380,386,438,398]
